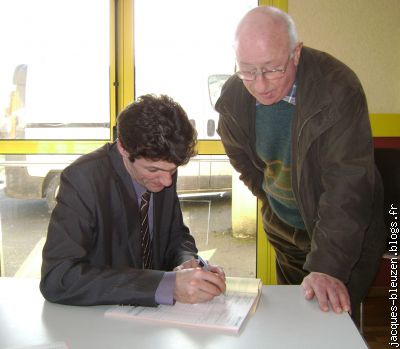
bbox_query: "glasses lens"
[236,71,254,81]
[237,71,284,81]
[264,71,285,80]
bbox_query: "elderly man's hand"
[301,272,351,314]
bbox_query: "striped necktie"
[140,190,152,269]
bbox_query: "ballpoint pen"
[196,255,226,295]
[195,254,209,271]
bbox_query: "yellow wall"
[289,0,400,114]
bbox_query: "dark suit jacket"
[40,142,197,306]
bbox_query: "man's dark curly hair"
[117,94,197,166]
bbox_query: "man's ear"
[116,139,128,158]
[293,42,303,67]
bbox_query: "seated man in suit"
[40,94,226,306]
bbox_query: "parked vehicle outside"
[2,63,232,211]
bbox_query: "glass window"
[0,154,77,277]
[134,0,257,139]
[134,0,259,278]
[0,0,259,279]
[0,0,110,140]
[177,156,257,278]
[0,155,256,278]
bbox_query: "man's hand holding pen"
[173,256,226,304]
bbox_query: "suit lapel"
[152,173,178,270]
[108,143,143,268]
[152,190,165,270]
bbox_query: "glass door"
[134,0,259,278]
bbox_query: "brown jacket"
[216,47,386,297]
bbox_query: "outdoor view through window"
[0,0,258,280]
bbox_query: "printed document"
[105,277,262,333]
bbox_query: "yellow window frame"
[0,0,117,155]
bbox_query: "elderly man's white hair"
[234,6,299,52]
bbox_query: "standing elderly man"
[40,94,225,306]
[216,6,386,318]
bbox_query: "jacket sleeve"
[303,87,380,283]
[40,163,165,306]
[216,81,267,202]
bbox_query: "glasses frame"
[235,53,293,81]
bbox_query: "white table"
[0,277,367,349]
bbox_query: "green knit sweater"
[255,101,305,230]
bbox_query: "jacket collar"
[295,47,333,122]
[108,141,138,201]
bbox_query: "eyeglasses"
[235,54,293,81]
